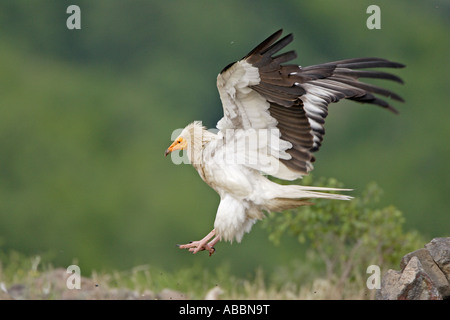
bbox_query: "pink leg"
[177,229,220,256]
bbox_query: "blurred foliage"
[263,177,425,298]
[0,0,448,278]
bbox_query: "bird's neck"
[187,127,216,168]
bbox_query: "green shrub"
[262,176,424,298]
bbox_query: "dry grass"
[0,253,375,300]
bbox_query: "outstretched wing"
[216,29,404,180]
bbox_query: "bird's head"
[164,121,202,157]
[164,132,189,157]
[165,121,214,165]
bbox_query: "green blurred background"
[0,0,448,276]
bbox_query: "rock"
[377,237,450,300]
[377,269,402,300]
[0,291,12,300]
[138,289,156,300]
[6,284,27,300]
[378,256,441,300]
[204,286,224,300]
[425,237,450,282]
[401,248,450,298]
[157,288,187,300]
[107,288,141,300]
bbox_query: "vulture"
[164,30,404,255]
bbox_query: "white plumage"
[165,30,404,255]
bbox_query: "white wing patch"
[300,84,335,151]
[216,60,296,179]
[217,60,276,130]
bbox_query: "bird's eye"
[177,140,181,144]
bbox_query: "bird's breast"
[197,157,254,199]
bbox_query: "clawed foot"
[177,229,220,256]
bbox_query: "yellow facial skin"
[165,137,187,156]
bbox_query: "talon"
[177,229,219,255]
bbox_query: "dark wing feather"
[241,29,404,175]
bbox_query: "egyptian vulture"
[165,30,404,255]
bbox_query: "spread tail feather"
[271,184,353,201]
[266,184,352,212]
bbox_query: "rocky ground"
[0,268,182,300]
[2,237,448,300]
[0,267,227,300]
[377,237,450,300]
